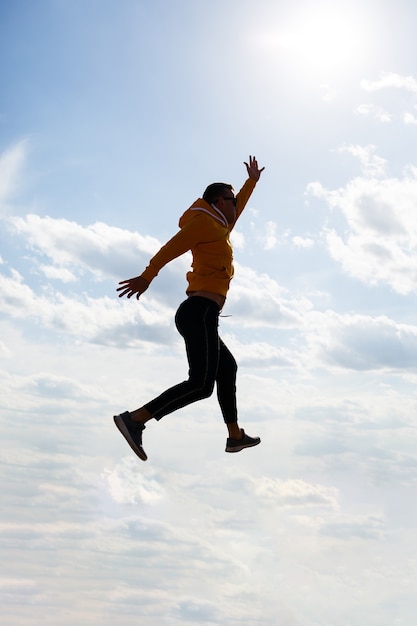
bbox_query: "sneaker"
[225,428,261,453]
[114,411,147,461]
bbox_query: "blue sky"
[2,0,417,624]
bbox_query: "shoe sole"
[225,438,261,453]
[114,415,148,461]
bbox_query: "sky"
[1,0,417,624]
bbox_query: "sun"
[282,17,356,70]
[259,5,370,77]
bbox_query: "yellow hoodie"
[140,177,257,297]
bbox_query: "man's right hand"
[117,276,150,300]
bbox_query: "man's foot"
[114,411,147,461]
[225,428,261,453]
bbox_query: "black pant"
[144,296,238,424]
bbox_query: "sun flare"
[260,6,370,76]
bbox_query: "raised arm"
[233,155,265,226]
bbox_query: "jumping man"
[114,155,265,461]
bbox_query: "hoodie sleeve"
[232,178,257,228]
[140,214,212,283]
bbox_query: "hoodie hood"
[179,198,229,229]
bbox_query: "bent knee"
[191,379,215,400]
[200,381,215,399]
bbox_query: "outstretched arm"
[244,155,265,181]
[117,210,215,300]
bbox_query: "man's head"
[203,183,234,204]
[203,182,237,224]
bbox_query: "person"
[114,155,265,461]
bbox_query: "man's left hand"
[244,155,265,181]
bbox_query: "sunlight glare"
[260,6,370,76]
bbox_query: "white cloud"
[230,228,245,250]
[0,268,174,346]
[319,514,386,540]
[9,214,163,280]
[361,72,417,94]
[305,310,417,371]
[251,477,339,509]
[307,152,417,293]
[227,263,311,328]
[359,72,417,127]
[292,235,314,248]
[404,111,417,125]
[40,265,77,282]
[356,103,391,123]
[103,457,165,505]
[221,332,297,368]
[249,218,279,250]
[262,220,278,250]
[337,144,388,177]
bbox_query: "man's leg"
[114,297,221,460]
[216,338,261,452]
[131,297,220,423]
[216,339,241,439]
